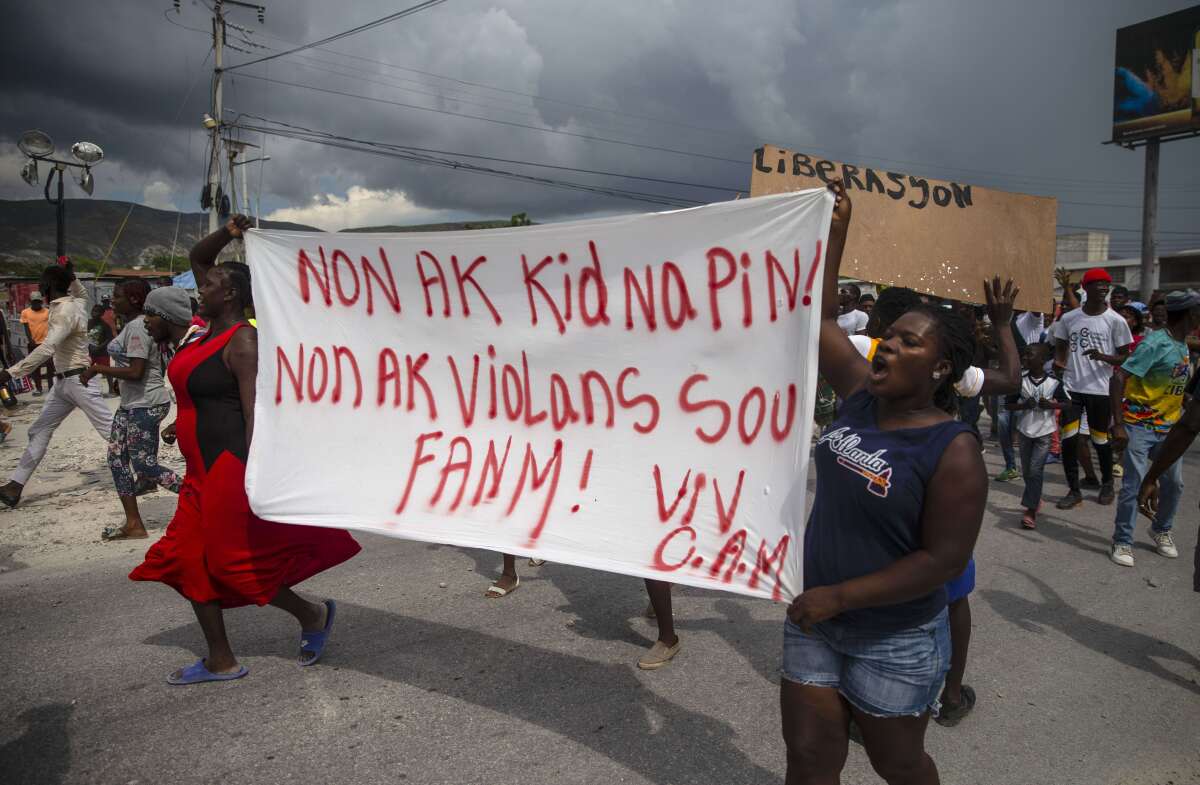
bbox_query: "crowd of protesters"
[0,183,1196,785]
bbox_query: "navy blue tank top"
[804,389,975,631]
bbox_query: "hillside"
[0,200,535,277]
[0,199,317,276]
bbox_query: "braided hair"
[218,261,253,310]
[903,304,977,414]
[121,279,151,311]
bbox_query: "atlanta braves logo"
[818,427,893,497]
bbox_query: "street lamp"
[15,129,104,262]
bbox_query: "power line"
[232,72,748,166]
[229,25,1200,193]
[222,0,451,72]
[234,113,745,193]
[1057,224,1200,235]
[230,121,702,208]
[175,11,1200,196]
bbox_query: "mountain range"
[0,199,531,276]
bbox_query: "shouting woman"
[781,183,987,785]
[130,215,361,685]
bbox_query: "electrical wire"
[234,113,745,193]
[221,0,451,73]
[232,72,747,166]
[228,121,701,208]
[169,8,1200,196]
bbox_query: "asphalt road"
[1,412,1198,785]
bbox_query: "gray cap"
[1163,290,1200,313]
[144,286,193,326]
[29,292,43,301]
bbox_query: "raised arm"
[191,214,251,289]
[975,277,1021,396]
[1055,268,1079,312]
[817,182,869,399]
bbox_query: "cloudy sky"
[2,0,1198,253]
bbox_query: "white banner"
[245,189,832,601]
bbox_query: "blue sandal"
[167,659,248,686]
[299,599,337,666]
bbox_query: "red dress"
[130,323,360,608]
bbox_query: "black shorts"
[1061,391,1112,443]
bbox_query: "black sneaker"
[1098,483,1115,505]
[1056,491,1083,510]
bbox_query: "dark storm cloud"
[2,0,1197,239]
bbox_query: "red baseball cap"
[1081,268,1112,286]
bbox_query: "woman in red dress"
[131,215,360,685]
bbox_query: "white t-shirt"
[1012,373,1063,438]
[837,309,868,335]
[1051,308,1133,395]
[850,334,985,397]
[1015,312,1046,346]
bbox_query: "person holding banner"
[848,280,1021,729]
[783,183,986,785]
[130,216,361,685]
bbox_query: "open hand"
[1054,267,1072,289]
[983,276,1018,326]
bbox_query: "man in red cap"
[1051,267,1132,508]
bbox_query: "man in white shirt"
[1051,267,1132,509]
[836,282,868,335]
[0,263,115,508]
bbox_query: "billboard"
[1113,5,1200,143]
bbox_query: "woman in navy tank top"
[781,183,987,785]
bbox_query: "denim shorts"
[781,607,950,717]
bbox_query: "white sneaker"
[1151,531,1179,559]
[1110,544,1135,567]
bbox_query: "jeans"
[996,406,1016,470]
[1112,425,1184,545]
[1018,433,1052,510]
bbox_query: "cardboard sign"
[750,144,1057,309]
[245,190,834,601]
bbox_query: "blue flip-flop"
[299,599,336,666]
[166,659,248,686]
